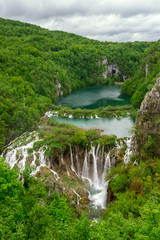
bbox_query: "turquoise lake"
[55,85,131,109]
[54,85,134,137]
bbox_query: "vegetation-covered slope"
[1,150,160,239]
[0,17,151,151]
[1,17,160,240]
[121,40,160,107]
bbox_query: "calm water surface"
[54,116,134,138]
[54,85,134,137]
[55,85,131,109]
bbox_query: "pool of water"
[54,116,134,138]
[53,85,134,137]
[55,85,131,109]
[53,85,134,210]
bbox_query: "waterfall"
[100,146,104,172]
[81,149,92,186]
[61,150,64,163]
[90,145,100,188]
[3,135,39,171]
[70,145,78,176]
[1,133,58,177]
[2,132,128,210]
[102,151,111,184]
[82,149,89,179]
[124,138,132,164]
[5,149,17,169]
[80,144,112,209]
[75,146,80,177]
[18,148,28,170]
[70,145,74,171]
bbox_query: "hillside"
[0,17,151,151]
[121,40,160,107]
[1,17,160,240]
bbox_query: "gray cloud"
[0,0,160,41]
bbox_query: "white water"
[1,132,59,180]
[61,150,64,163]
[90,145,100,188]
[70,145,78,176]
[1,131,132,209]
[124,138,132,164]
[75,147,80,177]
[81,145,112,209]
[82,149,89,179]
[79,139,132,209]
[89,149,111,209]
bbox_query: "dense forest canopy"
[122,40,160,107]
[0,17,151,151]
[1,18,160,240]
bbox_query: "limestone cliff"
[101,58,126,82]
[134,77,160,157]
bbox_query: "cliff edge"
[134,77,160,157]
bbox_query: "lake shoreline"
[46,104,138,119]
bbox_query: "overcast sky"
[1,0,160,42]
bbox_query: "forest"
[0,17,160,239]
[0,17,151,151]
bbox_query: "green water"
[54,116,135,138]
[55,85,131,109]
[54,85,134,137]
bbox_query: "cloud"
[0,0,160,41]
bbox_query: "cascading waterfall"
[102,151,111,184]
[90,145,100,188]
[89,149,111,209]
[82,149,93,186]
[2,130,132,210]
[61,149,64,163]
[80,145,112,209]
[124,138,132,164]
[3,134,39,171]
[2,133,60,180]
[70,145,76,174]
[100,146,104,173]
[82,149,89,179]
[75,146,80,177]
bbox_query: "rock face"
[101,58,126,82]
[56,80,63,97]
[140,78,160,114]
[135,77,160,157]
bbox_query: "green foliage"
[0,158,79,239]
[35,118,120,158]
[110,174,130,193]
[99,135,116,147]
[144,135,158,157]
[0,17,150,150]
[1,152,160,239]
[86,129,100,142]
[67,214,90,240]
[122,40,160,107]
[48,192,74,239]
[1,17,160,239]
[74,130,87,148]
[52,104,137,119]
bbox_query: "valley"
[0,17,160,239]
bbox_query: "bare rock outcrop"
[134,77,160,157]
[101,58,126,81]
[140,77,160,114]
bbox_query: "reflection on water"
[55,85,131,109]
[54,116,135,138]
[54,85,134,137]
